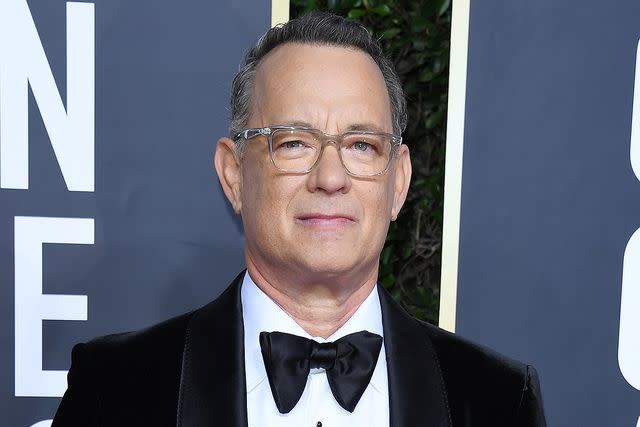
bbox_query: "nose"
[306,142,351,194]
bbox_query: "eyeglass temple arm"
[234,127,272,141]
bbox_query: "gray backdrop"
[0,0,269,425]
[457,0,640,425]
[7,0,640,425]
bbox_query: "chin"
[295,256,366,278]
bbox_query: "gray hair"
[229,11,407,155]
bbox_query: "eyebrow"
[273,121,389,134]
[343,123,388,133]
[278,120,316,128]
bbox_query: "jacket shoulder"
[81,310,194,398]
[420,320,529,378]
[53,311,195,427]
[417,321,546,426]
[85,310,193,362]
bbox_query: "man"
[53,11,546,427]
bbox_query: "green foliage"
[291,0,450,324]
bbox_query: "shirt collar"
[241,271,387,396]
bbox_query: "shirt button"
[316,422,322,427]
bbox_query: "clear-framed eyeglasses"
[233,126,403,177]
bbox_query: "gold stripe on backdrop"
[439,0,470,332]
[271,0,289,27]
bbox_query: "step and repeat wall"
[444,0,640,426]
[0,0,277,425]
[6,0,640,425]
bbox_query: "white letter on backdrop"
[619,38,640,393]
[0,1,94,191]
[14,216,93,397]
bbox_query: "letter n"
[0,1,94,192]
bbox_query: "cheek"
[240,162,271,236]
[240,163,299,236]
[356,184,394,240]
[240,165,259,212]
[379,174,398,216]
[368,180,396,218]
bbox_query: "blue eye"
[352,141,372,151]
[283,140,305,149]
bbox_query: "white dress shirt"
[241,272,390,427]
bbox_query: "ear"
[214,137,243,214]
[390,144,412,221]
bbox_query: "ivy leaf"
[381,274,395,288]
[402,244,413,258]
[432,57,444,74]
[347,8,366,18]
[381,244,394,265]
[425,108,445,129]
[410,16,428,33]
[436,0,451,17]
[412,38,428,51]
[371,4,391,15]
[382,27,401,39]
[419,68,434,82]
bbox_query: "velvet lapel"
[378,285,452,427]
[177,273,248,427]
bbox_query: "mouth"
[295,213,356,228]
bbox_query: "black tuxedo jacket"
[52,272,546,426]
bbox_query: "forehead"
[251,42,393,131]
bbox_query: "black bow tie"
[259,330,383,414]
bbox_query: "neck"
[246,256,378,338]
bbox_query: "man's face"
[219,42,411,283]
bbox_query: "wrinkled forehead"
[251,42,393,131]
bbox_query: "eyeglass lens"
[270,129,393,175]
